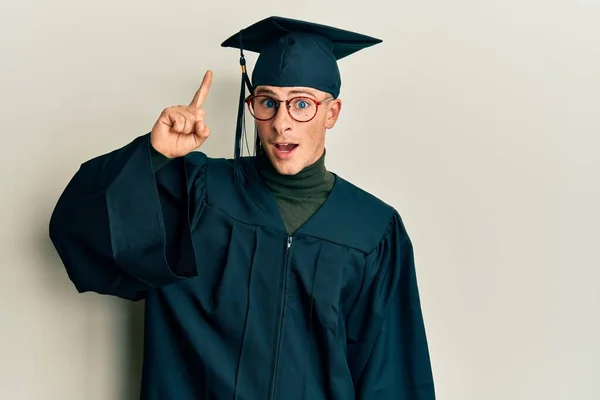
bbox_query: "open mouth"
[274,143,299,152]
[273,143,299,159]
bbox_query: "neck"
[257,149,333,196]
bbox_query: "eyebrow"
[254,88,318,98]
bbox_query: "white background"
[1,0,598,399]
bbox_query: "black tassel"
[233,32,256,184]
[233,56,247,183]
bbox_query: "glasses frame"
[245,94,334,123]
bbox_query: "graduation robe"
[49,134,436,399]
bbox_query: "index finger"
[190,70,213,108]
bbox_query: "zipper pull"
[287,236,293,249]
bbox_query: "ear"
[325,98,342,129]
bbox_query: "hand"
[150,70,213,158]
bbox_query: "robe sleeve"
[49,134,206,301]
[346,211,436,399]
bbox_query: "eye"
[260,98,277,109]
[292,98,314,110]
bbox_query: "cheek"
[309,118,326,143]
[302,122,325,153]
[256,122,270,140]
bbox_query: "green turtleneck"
[150,146,335,235]
[257,151,335,234]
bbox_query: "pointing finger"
[190,70,213,108]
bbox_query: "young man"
[49,16,436,400]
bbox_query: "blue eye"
[292,99,313,110]
[261,98,276,108]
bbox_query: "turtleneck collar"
[257,149,335,197]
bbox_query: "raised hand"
[150,70,213,158]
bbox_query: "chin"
[272,161,302,175]
[268,157,302,175]
[263,147,303,175]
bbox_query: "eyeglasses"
[245,95,334,123]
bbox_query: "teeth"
[275,143,297,151]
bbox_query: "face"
[251,86,342,175]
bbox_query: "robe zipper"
[270,235,293,400]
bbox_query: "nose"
[270,102,293,135]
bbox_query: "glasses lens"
[288,97,318,122]
[247,96,320,122]
[248,96,277,120]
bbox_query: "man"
[49,16,436,399]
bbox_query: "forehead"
[254,85,324,98]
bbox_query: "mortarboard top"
[221,16,382,97]
[220,16,382,182]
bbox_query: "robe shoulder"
[298,173,402,254]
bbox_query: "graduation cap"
[221,16,382,182]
